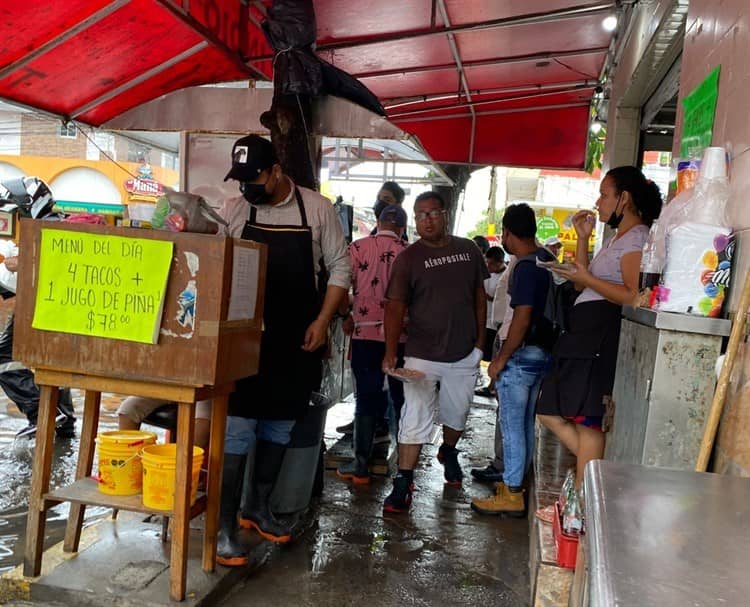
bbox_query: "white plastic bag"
[0,239,19,293]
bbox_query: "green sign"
[536,216,560,241]
[54,201,125,216]
[32,229,173,344]
[680,66,721,158]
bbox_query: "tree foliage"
[467,210,491,239]
[585,127,606,174]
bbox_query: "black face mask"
[606,194,625,229]
[373,198,389,219]
[240,180,272,205]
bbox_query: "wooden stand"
[14,221,268,602]
[24,371,232,601]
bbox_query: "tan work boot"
[470,484,525,518]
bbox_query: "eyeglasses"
[415,209,445,221]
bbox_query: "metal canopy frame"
[0,0,619,169]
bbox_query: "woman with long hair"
[536,166,663,490]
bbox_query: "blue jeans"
[496,346,552,488]
[224,417,296,455]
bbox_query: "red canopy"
[0,1,616,169]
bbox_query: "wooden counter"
[14,221,266,601]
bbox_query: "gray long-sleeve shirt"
[218,177,351,291]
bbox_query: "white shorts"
[398,348,482,445]
[117,396,212,423]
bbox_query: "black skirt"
[536,300,622,418]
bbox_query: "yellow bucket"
[96,430,157,495]
[141,444,204,511]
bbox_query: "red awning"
[0,1,617,169]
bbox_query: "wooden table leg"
[202,394,228,572]
[169,400,195,601]
[23,385,59,577]
[64,390,101,552]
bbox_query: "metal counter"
[605,308,729,469]
[580,460,750,606]
[622,306,731,336]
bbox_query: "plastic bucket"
[141,444,204,511]
[96,430,157,496]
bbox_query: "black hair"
[472,235,490,254]
[380,181,405,204]
[606,165,663,227]
[486,246,505,261]
[414,190,446,209]
[501,203,537,239]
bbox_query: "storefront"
[534,1,750,604]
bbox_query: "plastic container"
[700,147,727,180]
[553,501,579,569]
[95,430,157,495]
[141,444,204,511]
[676,159,700,194]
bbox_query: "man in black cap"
[215,135,350,566]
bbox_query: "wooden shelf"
[44,477,206,518]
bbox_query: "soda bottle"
[558,468,575,512]
[639,221,662,291]
[562,488,583,536]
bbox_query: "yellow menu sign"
[32,229,173,344]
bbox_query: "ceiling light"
[590,121,603,134]
[602,15,618,32]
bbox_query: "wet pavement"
[218,397,529,607]
[0,391,165,577]
[0,386,530,606]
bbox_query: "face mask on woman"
[606,194,625,229]
[373,198,390,219]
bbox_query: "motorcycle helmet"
[0,176,55,219]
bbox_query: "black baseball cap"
[223,135,277,182]
[378,204,407,228]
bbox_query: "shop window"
[58,123,77,139]
[127,141,150,163]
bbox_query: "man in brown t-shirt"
[382,191,488,513]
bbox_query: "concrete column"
[603,106,641,171]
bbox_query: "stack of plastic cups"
[700,147,727,182]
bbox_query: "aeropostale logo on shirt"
[423,252,473,269]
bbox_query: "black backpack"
[513,252,577,350]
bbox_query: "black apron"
[536,300,622,418]
[229,188,323,420]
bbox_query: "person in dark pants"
[337,205,408,485]
[475,247,506,398]
[215,135,350,566]
[0,257,75,439]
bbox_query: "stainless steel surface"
[584,460,750,606]
[606,318,722,469]
[623,306,732,336]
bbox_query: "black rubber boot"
[55,388,76,438]
[216,453,249,567]
[239,440,292,543]
[336,415,376,484]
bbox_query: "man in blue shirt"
[471,203,554,517]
